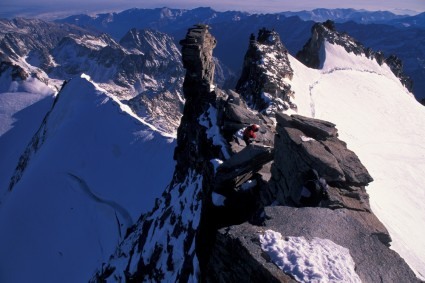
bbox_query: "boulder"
[214,144,274,193]
[270,113,373,206]
[207,207,420,283]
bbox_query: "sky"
[1,0,424,19]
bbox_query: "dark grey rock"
[207,206,419,282]
[321,138,374,185]
[262,206,419,283]
[214,144,274,192]
[289,114,338,140]
[236,28,296,114]
[270,113,373,207]
[206,223,296,283]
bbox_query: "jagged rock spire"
[173,24,221,181]
[180,24,217,97]
[91,24,221,282]
[236,28,295,115]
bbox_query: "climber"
[243,124,260,146]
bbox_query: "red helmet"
[252,124,260,131]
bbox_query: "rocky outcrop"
[236,28,296,115]
[207,113,420,282]
[270,113,374,209]
[386,54,414,92]
[296,20,413,91]
[0,61,28,81]
[208,205,420,283]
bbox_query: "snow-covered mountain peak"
[296,20,413,91]
[297,20,376,68]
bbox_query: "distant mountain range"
[56,7,425,100]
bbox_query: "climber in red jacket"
[243,124,260,145]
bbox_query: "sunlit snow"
[0,74,55,195]
[0,74,176,283]
[288,41,425,279]
[260,229,361,283]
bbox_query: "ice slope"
[287,42,425,279]
[0,74,176,283]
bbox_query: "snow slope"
[0,74,55,196]
[288,42,425,279]
[0,74,176,283]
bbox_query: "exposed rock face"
[386,54,414,92]
[207,223,295,283]
[270,113,374,208]
[296,20,413,91]
[179,24,216,97]
[91,24,222,282]
[0,61,28,81]
[207,113,420,282]
[210,205,420,283]
[236,28,296,115]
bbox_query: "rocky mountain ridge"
[92,24,420,282]
[296,20,413,91]
[0,18,185,134]
[1,11,424,282]
[280,8,410,24]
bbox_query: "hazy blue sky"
[1,0,424,19]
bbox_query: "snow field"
[0,74,176,283]
[288,42,425,279]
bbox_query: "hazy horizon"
[1,0,424,20]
